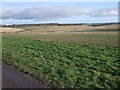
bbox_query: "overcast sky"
[0,2,118,25]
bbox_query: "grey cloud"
[2,9,22,19]
[1,6,92,20]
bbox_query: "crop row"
[2,36,120,88]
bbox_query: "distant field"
[71,28,119,32]
[2,24,120,88]
[17,24,118,33]
[3,30,118,48]
[2,24,118,47]
[0,27,23,33]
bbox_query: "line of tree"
[88,22,119,27]
[1,23,83,27]
[1,22,119,27]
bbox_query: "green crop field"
[2,25,120,88]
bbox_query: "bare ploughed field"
[0,27,24,33]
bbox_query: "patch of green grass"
[32,33,118,48]
[3,32,118,48]
[70,29,119,32]
[2,36,120,88]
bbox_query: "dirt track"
[2,62,46,88]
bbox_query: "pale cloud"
[90,8,118,17]
[0,7,3,18]
[0,6,118,21]
[0,6,92,20]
